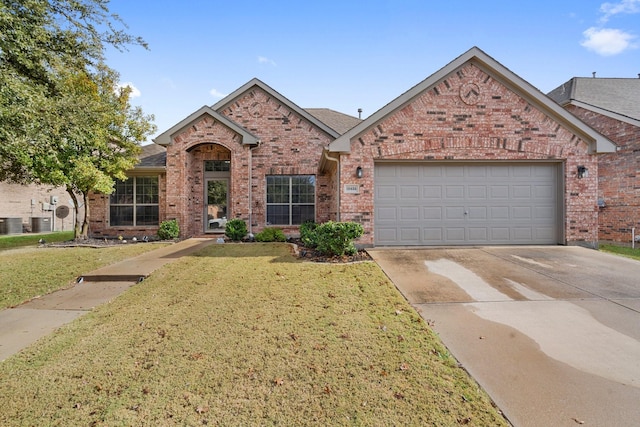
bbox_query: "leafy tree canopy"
[0,0,156,238]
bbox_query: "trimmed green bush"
[255,227,287,242]
[225,218,248,241]
[157,219,180,240]
[299,220,318,248]
[315,221,364,256]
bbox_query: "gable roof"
[328,46,617,154]
[153,106,260,146]
[548,77,640,126]
[305,108,362,134]
[212,78,342,139]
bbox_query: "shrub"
[315,221,364,257]
[157,219,180,240]
[255,227,287,242]
[299,220,318,248]
[225,218,247,241]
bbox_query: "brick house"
[548,77,640,245]
[88,47,616,247]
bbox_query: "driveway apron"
[369,246,640,427]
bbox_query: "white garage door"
[374,163,561,246]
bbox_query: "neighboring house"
[0,182,79,234]
[548,77,640,245]
[88,47,616,247]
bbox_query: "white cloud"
[581,27,637,55]
[209,88,228,98]
[116,82,141,98]
[599,0,640,23]
[258,56,277,66]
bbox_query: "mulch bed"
[289,238,372,263]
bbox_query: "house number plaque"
[344,184,360,194]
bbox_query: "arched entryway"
[186,143,232,235]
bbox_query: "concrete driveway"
[368,246,640,427]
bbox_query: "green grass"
[0,231,74,250]
[0,243,506,426]
[600,244,640,261]
[0,244,168,309]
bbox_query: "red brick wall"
[90,86,337,239]
[88,172,166,239]
[565,105,640,244]
[339,63,599,246]
[218,87,335,235]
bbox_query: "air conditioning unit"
[42,202,51,211]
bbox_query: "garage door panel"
[400,228,421,242]
[375,163,560,246]
[490,206,509,219]
[376,185,397,199]
[446,206,465,220]
[400,207,419,220]
[468,206,487,220]
[400,185,419,199]
[446,228,466,241]
[490,185,509,198]
[423,186,442,199]
[512,185,532,198]
[446,186,464,198]
[534,206,554,219]
[468,186,487,198]
[512,206,532,219]
[468,227,488,240]
[376,228,398,243]
[377,207,397,221]
[423,228,443,241]
[491,228,510,240]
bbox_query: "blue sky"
[105,0,640,143]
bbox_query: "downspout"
[248,141,261,236]
[323,151,340,222]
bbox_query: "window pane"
[136,205,159,226]
[110,206,133,226]
[204,160,230,171]
[267,205,290,225]
[292,205,315,225]
[136,177,159,204]
[291,176,315,204]
[110,178,133,204]
[266,176,290,203]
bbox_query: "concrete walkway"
[0,238,215,361]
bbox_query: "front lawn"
[600,244,640,261]
[0,243,506,426]
[0,231,74,250]
[0,243,167,309]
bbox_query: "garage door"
[374,163,561,246]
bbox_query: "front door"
[205,178,228,233]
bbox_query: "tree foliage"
[0,0,155,239]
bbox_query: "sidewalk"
[0,238,215,361]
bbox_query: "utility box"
[31,217,51,233]
[0,218,23,235]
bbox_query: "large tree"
[0,0,155,239]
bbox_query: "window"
[110,176,159,226]
[204,160,230,172]
[266,175,315,225]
